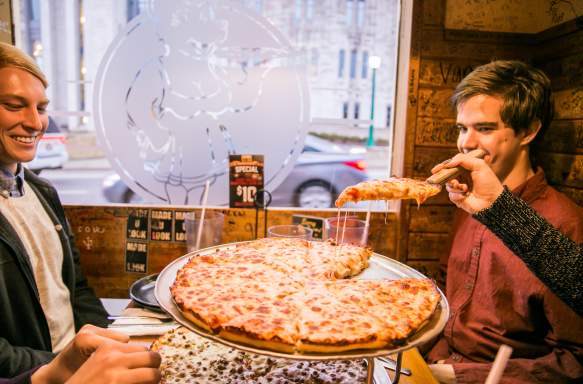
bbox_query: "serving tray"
[155,241,449,360]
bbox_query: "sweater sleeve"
[473,187,583,315]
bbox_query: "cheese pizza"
[170,238,441,354]
[334,178,442,207]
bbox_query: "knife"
[425,148,487,185]
[376,357,412,376]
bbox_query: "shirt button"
[471,247,480,257]
[55,224,63,231]
[464,282,472,290]
[451,353,461,362]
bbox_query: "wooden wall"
[397,0,583,280]
[65,205,398,298]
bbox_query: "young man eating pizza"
[425,60,583,383]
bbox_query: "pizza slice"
[220,294,300,353]
[323,278,441,343]
[335,178,441,207]
[294,283,389,353]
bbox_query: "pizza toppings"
[171,238,441,354]
[152,327,368,384]
[335,178,442,207]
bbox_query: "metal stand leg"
[366,357,374,384]
[389,352,403,384]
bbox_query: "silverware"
[372,358,393,384]
[376,357,412,376]
[107,316,172,321]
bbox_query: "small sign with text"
[229,154,264,208]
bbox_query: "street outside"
[40,134,390,207]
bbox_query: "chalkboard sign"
[127,209,149,240]
[229,155,264,208]
[125,241,148,273]
[150,209,173,241]
[174,211,187,242]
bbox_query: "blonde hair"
[0,42,48,88]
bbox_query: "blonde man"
[0,42,108,376]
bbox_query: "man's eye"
[456,125,467,133]
[3,103,23,110]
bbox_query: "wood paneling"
[409,205,456,233]
[413,147,459,177]
[408,232,450,261]
[554,87,583,119]
[415,117,457,147]
[419,59,480,88]
[538,152,583,188]
[417,89,456,118]
[537,119,583,154]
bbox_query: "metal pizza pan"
[129,273,161,310]
[155,241,449,361]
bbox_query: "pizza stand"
[155,242,450,384]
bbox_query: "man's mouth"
[12,136,36,144]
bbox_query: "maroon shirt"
[427,169,583,383]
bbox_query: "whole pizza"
[171,238,440,354]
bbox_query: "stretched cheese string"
[335,208,341,243]
[340,210,348,245]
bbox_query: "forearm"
[473,187,583,315]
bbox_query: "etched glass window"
[14,0,399,210]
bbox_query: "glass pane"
[15,0,398,210]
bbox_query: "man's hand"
[431,153,504,214]
[428,363,456,384]
[32,325,161,384]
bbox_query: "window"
[14,0,400,210]
[357,0,366,28]
[346,0,354,25]
[338,49,345,78]
[306,0,314,20]
[349,49,357,79]
[294,0,302,20]
[361,51,369,79]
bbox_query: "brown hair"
[0,42,48,88]
[451,60,553,154]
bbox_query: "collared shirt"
[0,164,25,198]
[426,169,583,384]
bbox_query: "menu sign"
[126,209,149,273]
[229,154,264,208]
[174,211,187,242]
[150,209,173,241]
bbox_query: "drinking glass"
[325,217,368,246]
[267,224,313,239]
[185,211,225,252]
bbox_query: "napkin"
[108,306,179,336]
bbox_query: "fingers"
[431,152,488,174]
[124,350,161,370]
[119,367,162,384]
[78,325,130,343]
[74,327,131,356]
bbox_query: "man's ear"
[520,120,542,146]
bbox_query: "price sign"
[229,155,264,208]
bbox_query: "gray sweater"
[474,187,582,316]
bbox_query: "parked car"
[26,117,69,174]
[102,134,368,208]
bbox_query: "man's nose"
[460,129,479,151]
[23,108,44,131]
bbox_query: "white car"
[27,118,69,174]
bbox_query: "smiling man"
[425,61,582,383]
[0,43,108,377]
